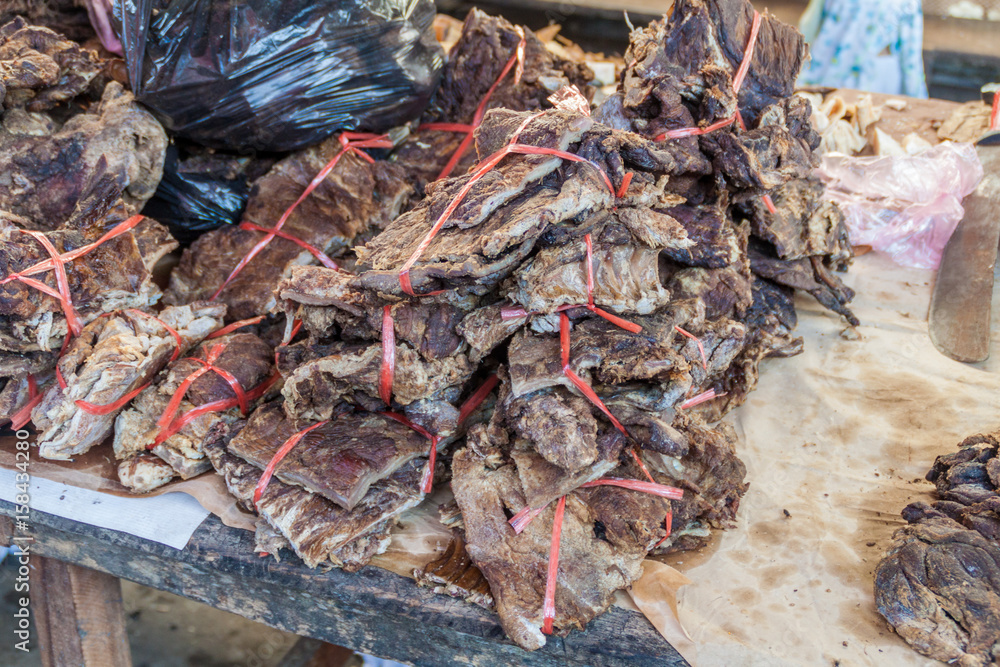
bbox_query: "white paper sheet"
[0,467,209,549]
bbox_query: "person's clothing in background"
[798,0,928,98]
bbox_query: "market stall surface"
[4,249,998,665]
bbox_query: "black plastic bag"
[140,144,277,244]
[115,0,443,152]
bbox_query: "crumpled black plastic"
[114,0,443,151]
[140,143,277,244]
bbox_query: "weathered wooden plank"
[32,557,132,667]
[0,500,687,667]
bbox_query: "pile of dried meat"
[875,430,1000,666]
[0,17,171,429]
[1,0,858,652]
[267,0,854,649]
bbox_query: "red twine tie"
[418,27,527,181]
[559,312,628,436]
[9,374,42,430]
[630,447,675,548]
[498,233,643,334]
[762,194,777,214]
[74,310,184,416]
[678,388,726,410]
[146,342,271,450]
[253,419,330,507]
[206,316,266,340]
[211,132,392,301]
[382,411,440,494]
[148,370,279,449]
[991,92,1000,132]
[398,113,622,297]
[379,306,395,405]
[541,495,567,635]
[654,10,762,142]
[0,215,145,338]
[539,476,683,634]
[674,325,708,370]
[457,373,499,426]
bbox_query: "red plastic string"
[509,504,547,534]
[76,385,149,416]
[762,194,777,214]
[675,325,708,370]
[653,510,674,548]
[282,318,304,346]
[382,411,440,493]
[211,133,391,300]
[654,10,761,142]
[559,312,628,436]
[207,315,266,339]
[419,27,527,181]
[678,388,727,410]
[379,306,395,405]
[76,310,186,416]
[541,495,567,635]
[253,420,329,507]
[457,373,499,426]
[630,448,656,484]
[276,317,304,369]
[149,370,279,449]
[615,171,634,199]
[579,477,684,499]
[9,374,42,430]
[55,332,72,390]
[540,477,685,631]
[500,305,529,320]
[156,346,219,429]
[0,215,145,339]
[991,92,1000,132]
[582,234,642,333]
[731,10,762,95]
[154,343,251,438]
[656,114,738,141]
[238,222,339,270]
[498,237,642,334]
[630,447,674,549]
[399,113,619,297]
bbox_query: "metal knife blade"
[928,143,1000,363]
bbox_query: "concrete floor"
[0,554,316,667]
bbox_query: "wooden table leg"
[31,557,133,667]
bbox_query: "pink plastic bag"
[817,143,984,269]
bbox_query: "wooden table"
[0,498,687,667]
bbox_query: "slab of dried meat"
[113,332,277,492]
[164,137,414,321]
[390,9,594,185]
[33,302,226,459]
[875,431,1000,666]
[0,18,102,113]
[0,81,167,226]
[205,420,426,572]
[0,213,176,354]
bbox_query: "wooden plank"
[32,557,132,667]
[0,500,687,667]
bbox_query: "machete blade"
[928,143,1000,363]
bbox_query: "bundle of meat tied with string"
[270,0,857,649]
[193,11,615,571]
